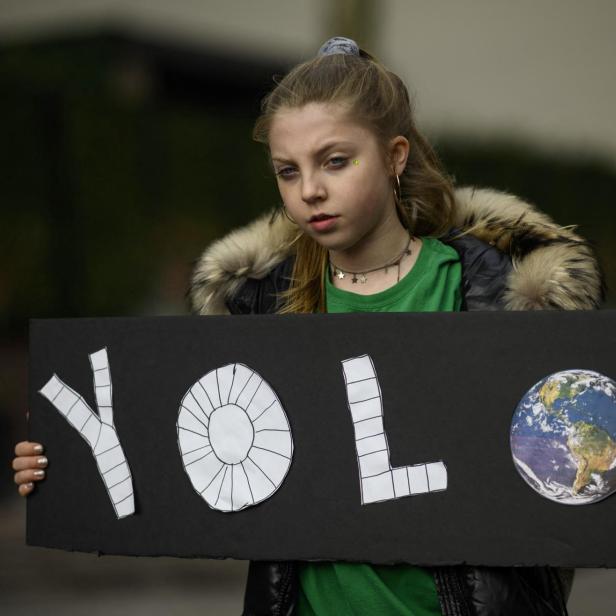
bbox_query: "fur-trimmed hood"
[189,186,604,315]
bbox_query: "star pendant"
[336,269,345,280]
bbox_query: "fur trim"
[452,187,604,310]
[189,187,604,314]
[189,210,299,314]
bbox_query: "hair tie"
[317,36,360,57]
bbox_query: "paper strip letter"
[38,348,135,519]
[341,354,447,504]
[177,363,294,512]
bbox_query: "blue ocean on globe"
[510,369,616,505]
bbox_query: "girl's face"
[269,102,406,254]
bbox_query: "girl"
[14,37,602,615]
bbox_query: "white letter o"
[177,363,294,512]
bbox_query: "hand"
[13,440,48,496]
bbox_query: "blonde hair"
[253,49,457,314]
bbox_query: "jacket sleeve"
[464,566,570,616]
[444,233,513,311]
[242,560,298,616]
[433,565,571,616]
[226,257,294,315]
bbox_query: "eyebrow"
[270,140,355,165]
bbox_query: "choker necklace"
[329,234,413,284]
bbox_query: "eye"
[275,166,297,180]
[274,157,348,180]
[328,156,348,168]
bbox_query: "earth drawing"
[510,369,616,505]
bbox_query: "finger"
[12,455,48,472]
[18,482,34,497]
[14,468,46,485]
[14,441,44,457]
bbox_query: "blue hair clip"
[317,36,360,57]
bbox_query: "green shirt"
[297,237,462,616]
[325,236,462,314]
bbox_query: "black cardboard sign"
[27,311,616,566]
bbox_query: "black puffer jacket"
[224,232,513,315]
[188,186,604,616]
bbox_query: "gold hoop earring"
[393,174,402,205]
[392,174,412,230]
[281,204,297,224]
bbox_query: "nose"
[301,171,326,204]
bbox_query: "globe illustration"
[510,369,616,505]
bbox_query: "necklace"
[329,234,413,284]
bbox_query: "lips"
[308,213,337,222]
[308,214,339,232]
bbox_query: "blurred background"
[2,1,615,613]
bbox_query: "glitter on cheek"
[352,159,360,166]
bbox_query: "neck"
[328,210,410,272]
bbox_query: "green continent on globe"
[538,374,587,412]
[567,421,616,494]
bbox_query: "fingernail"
[26,482,34,489]
[37,457,48,466]
[33,445,43,453]
[33,470,45,478]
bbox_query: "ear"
[387,136,410,176]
